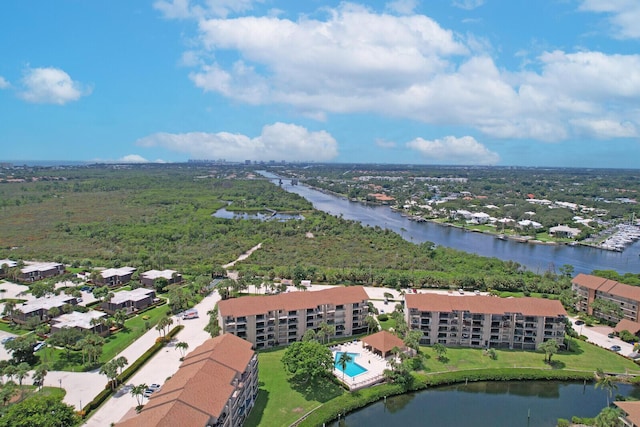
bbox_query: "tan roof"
[405,294,567,317]
[573,273,640,302]
[362,330,405,354]
[616,401,640,426]
[218,286,369,318]
[116,334,254,427]
[615,319,640,334]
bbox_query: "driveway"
[571,318,635,360]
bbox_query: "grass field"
[244,349,345,427]
[246,339,640,426]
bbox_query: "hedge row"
[297,368,594,426]
[81,324,184,418]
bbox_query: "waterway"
[328,381,639,427]
[259,172,640,275]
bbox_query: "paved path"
[570,318,636,362]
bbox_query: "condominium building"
[96,266,136,287]
[405,294,567,350]
[18,261,64,282]
[572,273,640,322]
[117,333,258,427]
[217,286,369,349]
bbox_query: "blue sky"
[1,0,640,168]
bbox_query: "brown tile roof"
[361,330,405,354]
[616,401,640,426]
[218,286,369,318]
[573,273,640,302]
[615,319,640,334]
[115,334,254,427]
[405,294,567,317]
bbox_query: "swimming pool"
[334,352,368,378]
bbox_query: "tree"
[594,406,622,427]
[114,356,128,376]
[590,298,624,321]
[336,351,353,381]
[403,330,422,354]
[49,327,84,358]
[0,381,17,407]
[113,309,128,328]
[281,341,333,384]
[0,394,79,427]
[365,315,379,334]
[2,300,16,323]
[205,306,221,338]
[317,321,335,344]
[538,339,559,363]
[433,343,447,362]
[131,383,147,407]
[156,315,174,338]
[32,364,48,390]
[100,360,119,390]
[30,281,55,299]
[175,341,189,358]
[15,362,30,397]
[168,287,191,314]
[4,334,37,364]
[595,372,619,407]
[302,329,317,342]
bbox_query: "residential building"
[14,294,78,324]
[549,225,581,238]
[116,333,258,427]
[218,286,369,349]
[361,330,409,358]
[572,273,640,323]
[615,401,640,427]
[51,310,109,335]
[96,266,136,287]
[18,262,64,282]
[141,269,182,288]
[101,288,156,315]
[405,294,567,350]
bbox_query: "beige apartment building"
[572,273,640,323]
[117,333,258,427]
[405,294,567,350]
[217,286,369,349]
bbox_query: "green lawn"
[244,349,345,427]
[378,317,396,331]
[420,338,638,374]
[0,321,30,335]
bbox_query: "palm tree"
[595,372,618,406]
[32,364,48,390]
[113,309,127,329]
[337,352,353,381]
[99,360,119,390]
[175,341,189,358]
[131,383,147,407]
[15,362,30,397]
[114,356,128,376]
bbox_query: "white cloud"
[452,0,484,11]
[119,154,151,163]
[385,0,418,15]
[178,4,640,143]
[20,67,90,105]
[375,138,397,148]
[136,122,339,162]
[406,136,499,165]
[0,76,9,89]
[579,0,640,39]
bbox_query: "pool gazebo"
[361,330,407,359]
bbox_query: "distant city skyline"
[1,1,639,168]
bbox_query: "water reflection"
[212,208,304,221]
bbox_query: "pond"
[212,207,304,221]
[327,381,640,427]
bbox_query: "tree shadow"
[548,360,566,369]
[289,375,343,403]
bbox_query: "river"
[260,173,640,275]
[327,381,639,427]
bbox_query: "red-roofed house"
[218,286,369,349]
[405,294,566,350]
[572,273,640,323]
[116,333,257,427]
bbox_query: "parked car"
[33,341,46,352]
[143,388,154,398]
[608,333,615,339]
[610,345,622,352]
[149,383,161,391]
[575,320,585,326]
[1,336,15,345]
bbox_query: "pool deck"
[331,341,389,390]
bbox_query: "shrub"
[556,418,569,427]
[377,313,389,322]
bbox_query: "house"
[14,294,78,324]
[218,286,369,349]
[101,288,156,315]
[51,310,109,335]
[405,294,567,350]
[614,319,640,336]
[517,219,543,229]
[615,401,640,427]
[18,262,65,282]
[471,212,490,224]
[572,273,640,323]
[549,225,581,238]
[116,333,258,427]
[141,270,182,288]
[96,267,137,287]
